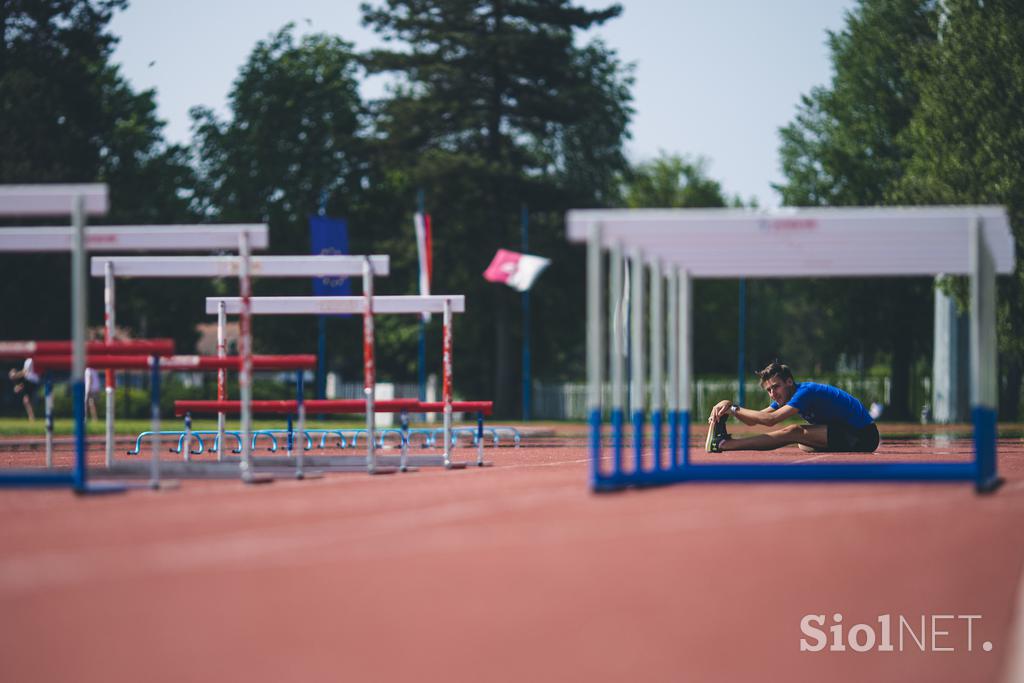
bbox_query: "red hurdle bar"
[175,398,421,417]
[31,354,316,372]
[0,339,175,359]
[417,401,493,416]
[175,399,491,417]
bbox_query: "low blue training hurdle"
[567,206,1015,493]
[162,410,517,457]
[163,425,515,454]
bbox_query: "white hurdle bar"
[0,183,268,491]
[0,224,269,252]
[0,184,108,217]
[206,294,468,471]
[207,295,465,315]
[91,255,390,481]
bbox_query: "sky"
[110,0,857,208]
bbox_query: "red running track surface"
[0,432,1022,682]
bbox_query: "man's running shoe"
[705,416,731,453]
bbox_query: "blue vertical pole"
[296,367,306,478]
[317,190,329,411]
[317,316,326,403]
[737,278,747,407]
[417,189,427,402]
[72,376,86,490]
[521,203,531,421]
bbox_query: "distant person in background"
[8,357,39,421]
[85,366,101,421]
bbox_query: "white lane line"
[791,452,838,464]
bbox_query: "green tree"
[361,0,633,414]
[622,153,739,209]
[894,0,1024,419]
[774,0,940,419]
[0,0,197,349]
[190,26,370,366]
[776,0,936,207]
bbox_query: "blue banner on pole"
[309,215,351,297]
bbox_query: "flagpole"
[521,204,531,421]
[417,189,427,402]
[317,316,327,402]
[316,192,328,414]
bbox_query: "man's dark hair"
[756,360,794,385]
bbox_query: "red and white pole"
[362,256,376,473]
[442,297,453,468]
[104,260,115,468]
[217,300,227,462]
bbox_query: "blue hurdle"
[568,207,1015,493]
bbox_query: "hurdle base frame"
[105,461,325,480]
[200,454,466,471]
[592,460,1000,494]
[0,471,128,495]
[241,472,276,485]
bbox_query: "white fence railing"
[322,377,924,422]
[532,377,904,421]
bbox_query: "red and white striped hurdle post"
[362,256,377,473]
[217,300,227,461]
[237,231,256,483]
[442,297,454,468]
[103,261,115,466]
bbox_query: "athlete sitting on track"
[705,360,879,454]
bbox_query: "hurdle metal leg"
[148,357,161,489]
[44,375,54,468]
[650,259,664,471]
[399,411,411,471]
[630,248,645,474]
[476,411,485,466]
[679,268,692,468]
[183,412,193,462]
[667,267,679,466]
[609,240,624,484]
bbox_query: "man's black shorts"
[825,422,880,452]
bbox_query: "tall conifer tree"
[361,0,632,413]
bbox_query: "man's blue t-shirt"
[769,382,873,428]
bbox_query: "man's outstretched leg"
[711,422,828,452]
